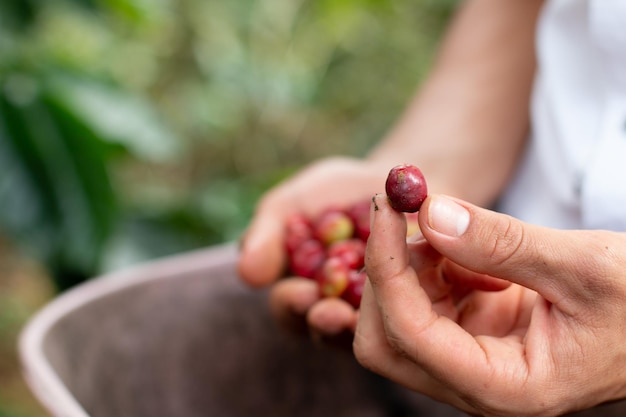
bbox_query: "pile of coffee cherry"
[283,164,427,308]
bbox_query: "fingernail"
[428,195,469,237]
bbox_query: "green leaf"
[0,77,119,290]
[0,91,61,260]
[47,74,183,163]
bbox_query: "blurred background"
[0,0,457,415]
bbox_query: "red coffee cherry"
[385,164,428,213]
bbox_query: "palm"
[239,157,386,286]
[443,284,535,337]
[408,239,536,339]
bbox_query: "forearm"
[368,0,544,207]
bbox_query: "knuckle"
[570,231,610,275]
[570,230,626,301]
[485,215,528,268]
[352,332,382,372]
[353,326,410,374]
[385,332,411,359]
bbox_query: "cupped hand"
[354,193,626,417]
[238,157,388,337]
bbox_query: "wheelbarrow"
[18,243,626,416]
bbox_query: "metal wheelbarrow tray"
[18,243,626,416]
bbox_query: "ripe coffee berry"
[289,239,326,279]
[346,200,371,241]
[284,201,369,306]
[285,214,314,254]
[385,164,428,213]
[313,208,355,246]
[327,239,365,270]
[316,257,351,298]
[342,269,366,309]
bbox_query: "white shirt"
[498,0,626,231]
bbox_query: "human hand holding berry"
[354,193,626,416]
[238,157,392,339]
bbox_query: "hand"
[354,193,626,416]
[238,157,387,338]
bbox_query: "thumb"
[418,194,596,309]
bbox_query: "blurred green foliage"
[0,0,457,291]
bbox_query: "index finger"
[238,189,291,287]
[364,194,499,391]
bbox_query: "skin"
[235,0,626,414]
[356,194,626,416]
